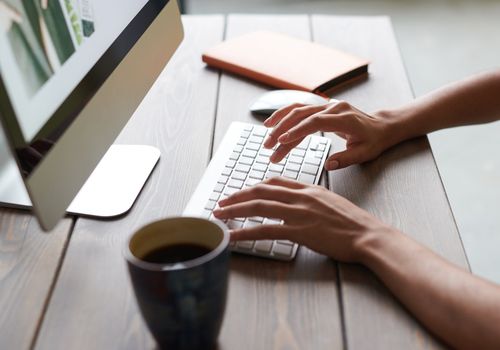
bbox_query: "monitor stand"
[0,144,160,218]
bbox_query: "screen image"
[0,0,148,142]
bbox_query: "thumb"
[325,146,368,170]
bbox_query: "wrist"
[353,225,402,267]
[373,109,411,148]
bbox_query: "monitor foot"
[0,144,160,218]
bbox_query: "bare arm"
[359,227,500,349]
[214,177,500,349]
[380,69,500,146]
[263,69,500,170]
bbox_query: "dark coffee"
[141,243,211,264]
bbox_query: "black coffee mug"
[124,217,230,350]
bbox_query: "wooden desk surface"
[0,15,468,350]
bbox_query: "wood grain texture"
[312,16,469,349]
[0,210,71,350]
[34,16,225,350]
[215,15,344,350]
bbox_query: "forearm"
[376,70,500,145]
[357,229,500,349]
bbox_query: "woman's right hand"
[263,100,401,171]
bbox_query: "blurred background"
[183,0,500,282]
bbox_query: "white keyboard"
[183,122,331,261]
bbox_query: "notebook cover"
[202,31,369,93]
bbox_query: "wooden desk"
[0,15,468,349]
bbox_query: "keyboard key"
[242,149,258,158]
[221,167,232,176]
[232,171,247,181]
[255,240,273,253]
[309,140,320,151]
[292,149,306,157]
[276,158,287,165]
[319,139,328,145]
[239,156,254,166]
[264,218,282,225]
[289,155,303,164]
[209,192,220,202]
[205,200,217,211]
[318,143,326,152]
[255,155,270,164]
[201,209,212,219]
[283,170,298,179]
[296,137,310,150]
[237,138,246,146]
[265,171,281,180]
[228,179,244,189]
[233,217,245,222]
[285,162,301,172]
[269,163,284,173]
[252,162,267,172]
[233,145,244,153]
[259,148,273,157]
[244,220,261,229]
[245,178,261,187]
[315,151,324,158]
[227,220,243,230]
[229,152,239,160]
[277,240,294,246]
[224,187,240,196]
[252,126,267,137]
[237,241,254,250]
[246,142,260,151]
[226,160,236,168]
[298,173,316,184]
[235,163,251,173]
[249,170,265,180]
[272,243,294,257]
[217,175,229,184]
[214,183,224,193]
[248,216,264,223]
[249,135,264,144]
[243,125,253,132]
[302,163,319,175]
[241,130,251,139]
[304,157,321,166]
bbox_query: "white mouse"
[250,90,332,116]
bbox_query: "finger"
[264,105,324,149]
[279,114,352,145]
[262,176,307,189]
[263,103,304,128]
[269,139,302,163]
[325,146,368,170]
[218,183,296,207]
[213,200,303,221]
[230,225,294,242]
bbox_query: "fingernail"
[213,208,222,216]
[263,118,271,126]
[278,132,289,143]
[327,160,339,170]
[218,198,227,206]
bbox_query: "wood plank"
[312,16,469,349]
[0,209,71,350]
[34,16,225,350]
[215,15,344,350]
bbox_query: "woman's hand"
[263,101,399,171]
[213,177,397,263]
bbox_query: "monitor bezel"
[0,0,170,176]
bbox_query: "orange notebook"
[202,31,369,93]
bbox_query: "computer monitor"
[0,0,183,231]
